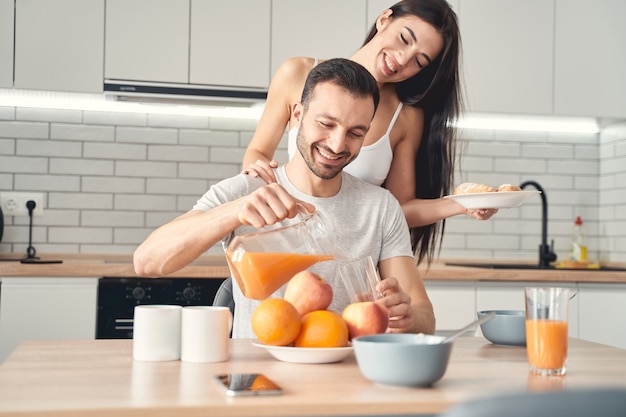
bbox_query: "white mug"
[133,304,182,361]
[181,306,233,363]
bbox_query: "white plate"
[252,342,353,364]
[443,191,540,209]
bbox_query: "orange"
[294,310,349,348]
[251,298,301,346]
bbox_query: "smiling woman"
[241,0,481,266]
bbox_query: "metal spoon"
[441,311,497,344]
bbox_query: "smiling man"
[133,58,435,338]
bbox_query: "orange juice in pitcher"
[226,209,341,300]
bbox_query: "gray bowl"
[478,310,526,346]
[352,333,453,387]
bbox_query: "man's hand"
[237,183,315,229]
[375,276,415,334]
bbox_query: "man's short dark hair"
[300,58,380,114]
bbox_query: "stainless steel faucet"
[520,181,557,267]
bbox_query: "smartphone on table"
[214,373,283,397]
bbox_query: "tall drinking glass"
[524,287,572,376]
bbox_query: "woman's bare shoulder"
[275,57,318,82]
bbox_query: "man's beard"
[296,126,356,180]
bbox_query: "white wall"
[0,105,624,263]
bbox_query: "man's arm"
[133,200,244,278]
[377,256,436,335]
[133,182,316,278]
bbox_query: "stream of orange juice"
[526,319,569,371]
[226,252,334,300]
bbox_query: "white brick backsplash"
[82,211,144,227]
[547,131,597,144]
[179,129,238,146]
[49,227,112,243]
[148,113,209,129]
[0,138,15,154]
[146,178,208,195]
[549,159,598,175]
[0,121,48,138]
[17,107,82,123]
[116,126,177,144]
[17,139,82,157]
[0,173,12,189]
[0,105,623,262]
[209,117,258,131]
[0,156,47,173]
[460,155,494,172]
[81,176,145,193]
[34,209,80,226]
[148,144,209,162]
[51,123,114,141]
[84,142,147,160]
[178,162,240,179]
[113,228,153,244]
[574,176,599,190]
[49,192,112,210]
[114,194,177,211]
[146,211,183,228]
[83,110,147,126]
[210,147,246,163]
[15,174,79,191]
[522,143,573,159]
[495,129,548,142]
[0,106,15,120]
[494,157,546,174]
[115,160,177,177]
[50,158,114,176]
[466,141,521,157]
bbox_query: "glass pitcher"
[226,208,342,300]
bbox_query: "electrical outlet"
[0,192,45,216]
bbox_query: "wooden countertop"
[1,337,625,417]
[1,253,625,283]
[0,253,231,278]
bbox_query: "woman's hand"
[466,208,498,220]
[241,159,279,184]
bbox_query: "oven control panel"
[96,277,227,339]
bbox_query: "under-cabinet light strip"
[0,89,599,133]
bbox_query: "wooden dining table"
[1,337,625,417]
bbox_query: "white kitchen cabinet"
[0,277,98,363]
[476,282,579,338]
[189,0,270,88]
[578,284,626,349]
[105,0,190,83]
[0,0,13,88]
[13,0,104,93]
[554,0,626,118]
[458,0,554,115]
[270,0,367,77]
[423,280,476,333]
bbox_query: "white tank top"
[287,102,402,186]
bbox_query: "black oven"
[96,277,227,339]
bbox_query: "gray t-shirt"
[192,166,413,338]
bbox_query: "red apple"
[342,301,388,340]
[284,270,333,316]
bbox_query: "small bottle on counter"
[568,216,588,262]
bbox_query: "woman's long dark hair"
[363,0,463,265]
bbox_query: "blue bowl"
[352,333,453,387]
[478,310,526,346]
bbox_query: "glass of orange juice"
[226,209,343,300]
[524,287,574,376]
